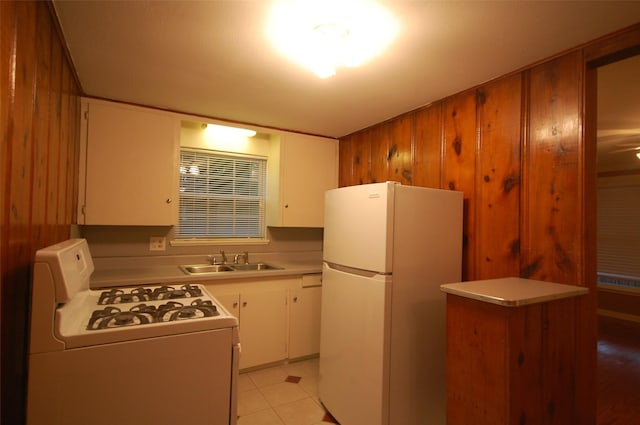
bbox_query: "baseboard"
[597,308,640,325]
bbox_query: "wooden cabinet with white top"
[267,133,338,228]
[78,98,180,225]
[441,278,589,425]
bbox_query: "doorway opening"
[593,52,640,424]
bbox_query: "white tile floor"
[237,358,338,425]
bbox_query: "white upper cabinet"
[78,98,180,225]
[267,133,338,227]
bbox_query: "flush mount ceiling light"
[267,0,398,78]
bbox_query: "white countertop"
[440,277,589,306]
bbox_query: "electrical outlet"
[149,236,166,251]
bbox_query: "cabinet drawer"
[302,273,322,288]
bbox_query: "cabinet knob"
[293,296,298,302]
[166,198,172,204]
[284,204,289,208]
[232,302,238,308]
[242,301,248,307]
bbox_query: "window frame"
[173,148,268,244]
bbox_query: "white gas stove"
[27,239,239,425]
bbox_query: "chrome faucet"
[207,255,217,265]
[233,251,249,264]
[220,249,227,264]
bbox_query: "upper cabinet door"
[79,99,180,225]
[267,133,338,228]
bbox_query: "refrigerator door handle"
[324,261,390,278]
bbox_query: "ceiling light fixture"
[267,0,398,78]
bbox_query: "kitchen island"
[441,277,588,425]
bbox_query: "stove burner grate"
[87,304,155,330]
[98,287,152,305]
[86,299,219,330]
[152,284,203,300]
[98,284,204,305]
[156,299,219,323]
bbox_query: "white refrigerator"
[318,182,462,425]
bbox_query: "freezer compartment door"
[323,182,394,273]
[319,262,392,425]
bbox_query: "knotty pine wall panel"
[32,3,53,250]
[524,51,596,425]
[523,52,582,284]
[475,74,522,280]
[351,129,372,186]
[413,103,443,188]
[338,132,353,187]
[1,1,81,424]
[443,91,477,281]
[369,122,390,183]
[388,114,413,184]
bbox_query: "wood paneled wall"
[1,1,81,423]
[338,24,640,425]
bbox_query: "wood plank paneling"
[47,34,63,242]
[413,103,443,188]
[369,122,389,183]
[4,3,38,423]
[443,91,477,281]
[446,293,582,425]
[523,52,582,284]
[475,75,522,279]
[445,295,510,424]
[351,130,371,185]
[388,114,413,184]
[542,298,578,424]
[32,3,53,249]
[338,133,353,187]
[1,2,81,423]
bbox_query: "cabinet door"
[269,134,338,227]
[211,293,240,319]
[289,285,322,359]
[239,289,288,369]
[81,99,179,225]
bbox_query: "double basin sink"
[180,262,283,275]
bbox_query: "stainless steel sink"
[180,264,235,274]
[231,263,283,271]
[180,262,283,274]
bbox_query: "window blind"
[597,183,640,285]
[177,149,266,239]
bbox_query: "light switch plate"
[149,236,166,251]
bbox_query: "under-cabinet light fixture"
[202,123,256,139]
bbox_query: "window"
[177,149,267,240]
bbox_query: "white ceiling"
[52,1,640,140]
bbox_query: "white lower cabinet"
[206,274,322,370]
[210,288,288,370]
[288,286,322,359]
